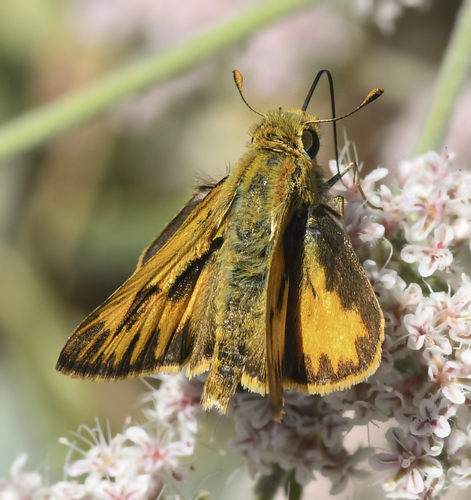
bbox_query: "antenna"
[302,69,383,174]
[309,88,384,124]
[302,70,340,171]
[233,70,266,118]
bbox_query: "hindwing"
[282,197,384,394]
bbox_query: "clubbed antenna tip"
[233,70,266,118]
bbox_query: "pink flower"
[95,476,149,500]
[321,446,371,495]
[404,304,438,351]
[428,360,471,404]
[410,399,451,441]
[143,374,201,438]
[404,301,452,354]
[446,275,471,344]
[125,426,192,482]
[65,426,129,482]
[48,481,88,500]
[370,428,443,497]
[401,225,454,277]
[228,419,274,476]
[0,454,42,500]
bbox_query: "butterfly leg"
[327,161,382,211]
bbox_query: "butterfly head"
[250,109,321,161]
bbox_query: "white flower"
[125,426,192,482]
[401,225,454,277]
[446,275,471,344]
[370,428,443,497]
[404,301,452,354]
[95,476,149,500]
[428,359,471,404]
[408,399,453,457]
[0,454,42,500]
[48,481,89,500]
[447,465,471,488]
[228,418,274,476]
[65,426,130,483]
[321,446,371,495]
[143,373,201,439]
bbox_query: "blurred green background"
[0,0,468,490]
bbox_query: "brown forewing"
[56,180,234,379]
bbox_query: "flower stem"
[0,0,317,163]
[414,0,471,154]
[284,470,303,500]
[253,464,286,500]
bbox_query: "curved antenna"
[306,88,384,176]
[302,69,340,172]
[302,69,335,111]
[233,70,266,118]
[302,70,384,174]
[309,88,384,124]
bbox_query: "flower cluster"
[332,149,471,498]
[0,376,198,500]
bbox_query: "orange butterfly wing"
[56,179,233,379]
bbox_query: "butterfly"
[57,70,384,421]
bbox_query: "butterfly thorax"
[219,108,330,296]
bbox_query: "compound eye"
[302,129,320,159]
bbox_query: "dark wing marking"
[283,198,384,394]
[265,204,293,421]
[57,180,231,380]
[138,178,226,267]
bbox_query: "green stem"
[0,0,318,163]
[253,464,286,500]
[414,0,471,154]
[252,466,303,500]
[284,470,303,500]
